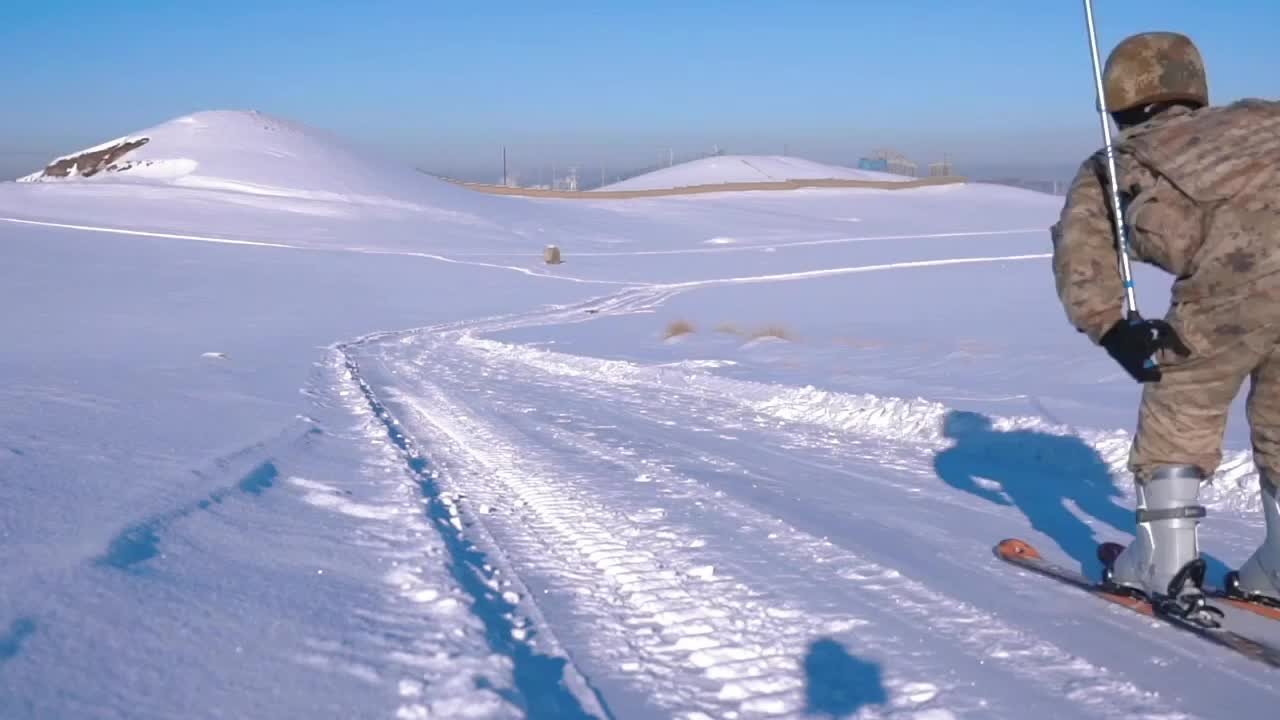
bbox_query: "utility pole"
[669,148,673,167]
[502,145,507,186]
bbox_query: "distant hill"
[594,154,911,192]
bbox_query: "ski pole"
[1082,0,1141,321]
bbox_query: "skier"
[1050,31,1280,608]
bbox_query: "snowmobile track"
[336,297,1213,718]
[336,349,613,719]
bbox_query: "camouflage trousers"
[1129,282,1280,482]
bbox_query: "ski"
[1209,592,1280,622]
[1095,541,1280,622]
[995,538,1280,669]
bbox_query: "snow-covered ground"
[595,154,910,191]
[2,111,1276,720]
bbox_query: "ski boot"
[1099,465,1221,625]
[1224,470,1280,609]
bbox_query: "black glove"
[1100,315,1191,383]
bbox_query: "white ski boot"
[1102,465,1209,604]
[1225,471,1280,607]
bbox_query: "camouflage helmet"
[1102,32,1208,113]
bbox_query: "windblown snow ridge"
[456,334,1261,512]
[748,384,1259,511]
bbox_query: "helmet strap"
[1112,100,1203,130]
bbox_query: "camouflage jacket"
[1051,98,1280,344]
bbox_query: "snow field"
[5,109,1279,718]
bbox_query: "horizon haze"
[2,1,1277,185]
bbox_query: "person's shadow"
[933,409,1225,580]
[802,638,888,717]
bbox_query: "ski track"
[331,280,1266,718]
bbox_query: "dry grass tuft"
[663,319,696,339]
[748,324,795,341]
[665,320,796,342]
[714,323,743,336]
[832,336,884,349]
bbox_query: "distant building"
[928,158,954,177]
[860,148,917,177]
[888,157,918,177]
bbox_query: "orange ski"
[994,537,1280,669]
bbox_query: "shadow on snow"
[802,637,887,717]
[0,618,37,665]
[95,461,281,572]
[933,410,1230,581]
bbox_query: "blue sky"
[1,1,1277,181]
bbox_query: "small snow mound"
[899,682,940,704]
[911,710,957,720]
[687,565,716,580]
[704,237,737,245]
[657,359,738,370]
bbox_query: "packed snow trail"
[340,285,1280,718]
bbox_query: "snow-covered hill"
[4,110,542,250]
[17,110,475,211]
[3,110,1277,719]
[596,154,911,191]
